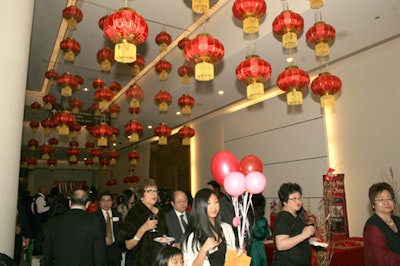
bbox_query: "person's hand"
[302,225,315,239]
[143,217,158,232]
[15,225,21,235]
[105,237,113,246]
[201,237,221,253]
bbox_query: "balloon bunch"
[210,150,267,250]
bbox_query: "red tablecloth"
[264,237,365,266]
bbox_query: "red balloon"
[239,155,263,175]
[210,150,239,186]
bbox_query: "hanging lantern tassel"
[115,40,136,63]
[192,0,209,14]
[196,62,213,81]
[247,81,264,99]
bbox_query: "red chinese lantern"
[306,21,336,57]
[94,86,114,109]
[69,123,82,139]
[67,146,80,163]
[60,37,81,62]
[178,125,196,145]
[43,94,57,110]
[84,158,94,167]
[69,98,83,114]
[69,140,79,147]
[154,90,172,112]
[106,178,117,186]
[127,54,145,76]
[75,75,84,90]
[311,72,342,108]
[192,0,209,13]
[107,150,120,165]
[103,7,148,63]
[90,102,101,117]
[155,59,172,81]
[62,5,83,30]
[41,118,56,136]
[47,158,58,169]
[178,93,195,115]
[28,139,39,151]
[57,72,78,97]
[44,69,58,86]
[48,137,59,148]
[124,120,144,143]
[97,47,115,72]
[232,0,267,34]
[30,102,41,113]
[125,84,144,108]
[98,15,108,31]
[101,159,110,169]
[29,121,40,133]
[108,103,121,119]
[272,10,304,49]
[128,150,140,166]
[85,141,95,152]
[27,157,37,170]
[277,66,310,105]
[109,81,122,95]
[178,37,191,52]
[54,111,76,135]
[154,122,171,145]
[90,148,103,163]
[155,31,172,52]
[178,64,195,84]
[39,143,54,160]
[124,175,140,185]
[92,123,113,147]
[111,127,120,142]
[236,54,272,99]
[184,34,225,81]
[93,78,105,89]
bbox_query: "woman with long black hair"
[181,188,236,266]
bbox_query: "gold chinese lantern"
[306,21,336,57]
[62,5,83,30]
[178,125,196,145]
[155,59,172,81]
[178,94,195,115]
[154,122,171,145]
[236,54,272,99]
[103,7,148,63]
[311,72,342,108]
[60,37,81,62]
[125,84,144,108]
[277,66,310,105]
[272,10,304,49]
[155,31,172,52]
[192,0,209,14]
[97,47,115,72]
[232,0,267,34]
[154,90,172,112]
[184,34,225,81]
[124,120,144,143]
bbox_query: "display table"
[264,237,364,266]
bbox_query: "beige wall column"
[0,0,34,257]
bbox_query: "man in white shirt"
[165,190,190,248]
[31,186,50,239]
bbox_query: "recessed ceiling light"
[286,57,294,63]
[218,90,224,95]
[147,125,153,129]
[112,143,117,146]
[82,87,89,92]
[176,111,181,115]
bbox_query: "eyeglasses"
[144,189,159,194]
[174,200,188,204]
[288,197,303,202]
[375,198,394,203]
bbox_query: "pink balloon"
[210,150,239,186]
[224,171,246,197]
[245,171,267,194]
[239,155,263,175]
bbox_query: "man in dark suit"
[94,191,123,266]
[42,189,107,266]
[165,190,190,248]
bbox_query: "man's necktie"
[180,214,187,230]
[106,211,113,240]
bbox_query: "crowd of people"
[10,179,400,266]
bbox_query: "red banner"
[323,173,349,241]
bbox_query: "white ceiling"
[23,0,400,155]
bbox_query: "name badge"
[112,217,120,222]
